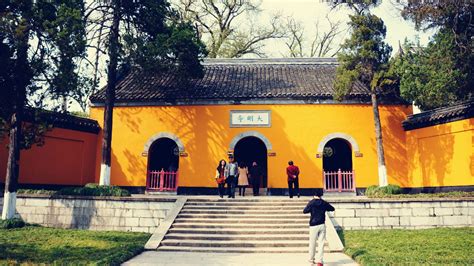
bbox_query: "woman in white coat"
[237,162,249,196]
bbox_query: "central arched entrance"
[322,138,354,192]
[234,136,268,187]
[147,138,179,191]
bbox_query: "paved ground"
[123,251,358,266]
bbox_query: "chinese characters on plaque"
[230,110,271,127]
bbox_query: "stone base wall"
[0,195,176,233]
[329,199,474,230]
[1,196,473,231]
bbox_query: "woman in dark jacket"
[215,159,227,198]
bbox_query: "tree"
[174,0,285,58]
[284,15,345,58]
[87,0,206,186]
[334,12,392,187]
[392,1,473,109]
[393,30,469,110]
[1,0,87,219]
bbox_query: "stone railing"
[0,195,177,233]
[328,198,474,230]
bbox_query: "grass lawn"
[0,226,150,265]
[342,227,474,265]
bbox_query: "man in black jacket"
[303,190,335,266]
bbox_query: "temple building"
[1,58,472,195]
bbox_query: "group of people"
[215,156,264,198]
[215,158,302,198]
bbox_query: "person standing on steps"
[303,190,335,266]
[215,159,227,198]
[237,162,249,196]
[286,160,300,198]
[249,161,262,196]
[225,156,239,198]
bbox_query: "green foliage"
[0,218,26,229]
[395,1,474,110]
[365,184,401,197]
[367,191,474,199]
[344,228,474,265]
[17,184,131,196]
[394,31,471,110]
[0,0,87,146]
[0,226,150,265]
[120,0,206,79]
[334,13,392,98]
[57,183,131,197]
[17,189,57,195]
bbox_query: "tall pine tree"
[334,12,392,187]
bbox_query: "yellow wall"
[90,104,411,189]
[406,118,474,188]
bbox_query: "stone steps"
[180,209,304,214]
[156,198,337,253]
[164,233,310,241]
[177,214,306,219]
[156,246,310,253]
[171,223,308,229]
[160,239,310,248]
[180,205,307,211]
[174,218,307,224]
[168,228,309,235]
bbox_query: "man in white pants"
[303,190,335,265]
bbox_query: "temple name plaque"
[230,110,271,127]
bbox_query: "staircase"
[157,198,335,253]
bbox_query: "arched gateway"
[144,133,183,192]
[319,133,357,193]
[230,131,271,188]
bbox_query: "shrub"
[17,189,57,195]
[57,184,130,197]
[365,184,402,197]
[380,184,402,195]
[0,218,26,229]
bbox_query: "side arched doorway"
[147,138,179,191]
[322,138,355,192]
[234,137,268,188]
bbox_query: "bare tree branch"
[284,15,346,58]
[174,0,283,58]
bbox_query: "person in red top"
[286,160,300,198]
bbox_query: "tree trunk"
[2,113,22,220]
[2,21,29,220]
[62,95,68,112]
[99,1,120,186]
[371,91,388,186]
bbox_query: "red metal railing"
[146,170,178,192]
[323,169,355,192]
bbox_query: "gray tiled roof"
[24,108,100,134]
[90,58,391,105]
[402,100,474,130]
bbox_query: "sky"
[256,0,434,57]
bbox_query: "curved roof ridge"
[202,57,338,65]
